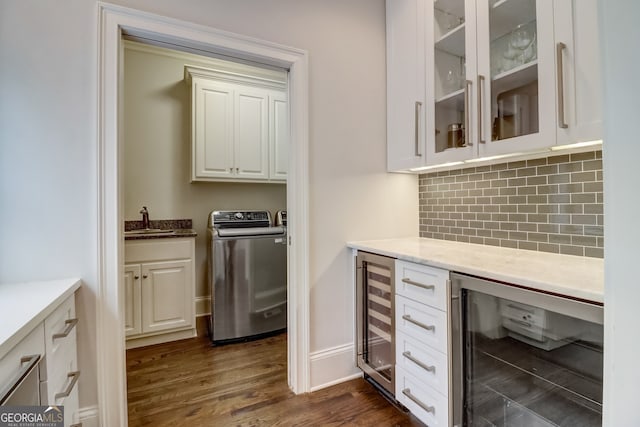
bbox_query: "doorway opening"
[97,4,310,425]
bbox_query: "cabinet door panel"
[141,260,194,334]
[386,0,426,171]
[124,264,142,337]
[193,80,234,179]
[554,0,602,145]
[235,90,269,179]
[477,0,556,157]
[270,92,288,181]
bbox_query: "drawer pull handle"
[402,314,435,332]
[55,371,80,400]
[52,318,78,340]
[402,351,435,373]
[402,278,435,291]
[402,388,435,414]
[0,354,41,405]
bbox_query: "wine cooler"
[355,251,395,396]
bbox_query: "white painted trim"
[195,296,211,316]
[97,3,310,425]
[309,343,361,392]
[78,405,100,427]
[125,328,197,349]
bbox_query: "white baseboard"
[78,405,99,427]
[195,296,211,316]
[309,343,361,392]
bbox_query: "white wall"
[123,42,287,299]
[0,0,418,412]
[0,0,98,412]
[600,1,640,426]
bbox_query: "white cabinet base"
[125,328,197,350]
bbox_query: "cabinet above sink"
[386,0,603,173]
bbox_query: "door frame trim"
[96,3,310,425]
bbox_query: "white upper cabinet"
[185,65,288,183]
[386,0,602,172]
[387,0,427,171]
[269,92,289,181]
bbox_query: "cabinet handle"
[236,167,239,173]
[134,275,140,280]
[464,80,473,146]
[143,275,148,279]
[229,167,233,173]
[402,388,435,414]
[402,314,435,331]
[0,354,41,405]
[402,277,435,291]
[53,318,78,340]
[556,42,568,129]
[477,74,486,144]
[55,371,80,400]
[414,101,422,157]
[402,351,435,373]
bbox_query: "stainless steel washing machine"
[207,210,287,344]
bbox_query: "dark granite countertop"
[124,219,197,240]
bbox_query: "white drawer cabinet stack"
[394,260,450,426]
[43,295,80,427]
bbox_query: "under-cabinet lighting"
[464,152,526,163]
[550,139,603,151]
[410,161,464,172]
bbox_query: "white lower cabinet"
[0,293,80,427]
[394,259,450,426]
[125,238,196,348]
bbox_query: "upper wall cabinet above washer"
[185,65,288,183]
[386,0,602,172]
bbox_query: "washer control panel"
[210,210,271,228]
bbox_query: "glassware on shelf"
[510,23,534,64]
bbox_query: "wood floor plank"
[126,330,423,426]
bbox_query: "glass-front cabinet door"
[426,0,477,165]
[476,0,556,157]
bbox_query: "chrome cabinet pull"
[464,79,473,146]
[402,277,435,291]
[55,371,80,400]
[402,351,435,373]
[402,314,435,331]
[477,75,486,144]
[415,101,423,157]
[556,42,568,129]
[402,388,435,414]
[0,354,41,405]
[53,318,78,340]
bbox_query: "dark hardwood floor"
[126,320,421,426]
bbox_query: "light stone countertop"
[0,278,82,360]
[347,237,604,304]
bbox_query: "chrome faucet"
[140,206,151,229]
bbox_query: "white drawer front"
[395,260,449,310]
[125,238,194,263]
[396,295,448,354]
[396,330,448,396]
[44,295,77,384]
[396,365,448,427]
[0,325,45,398]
